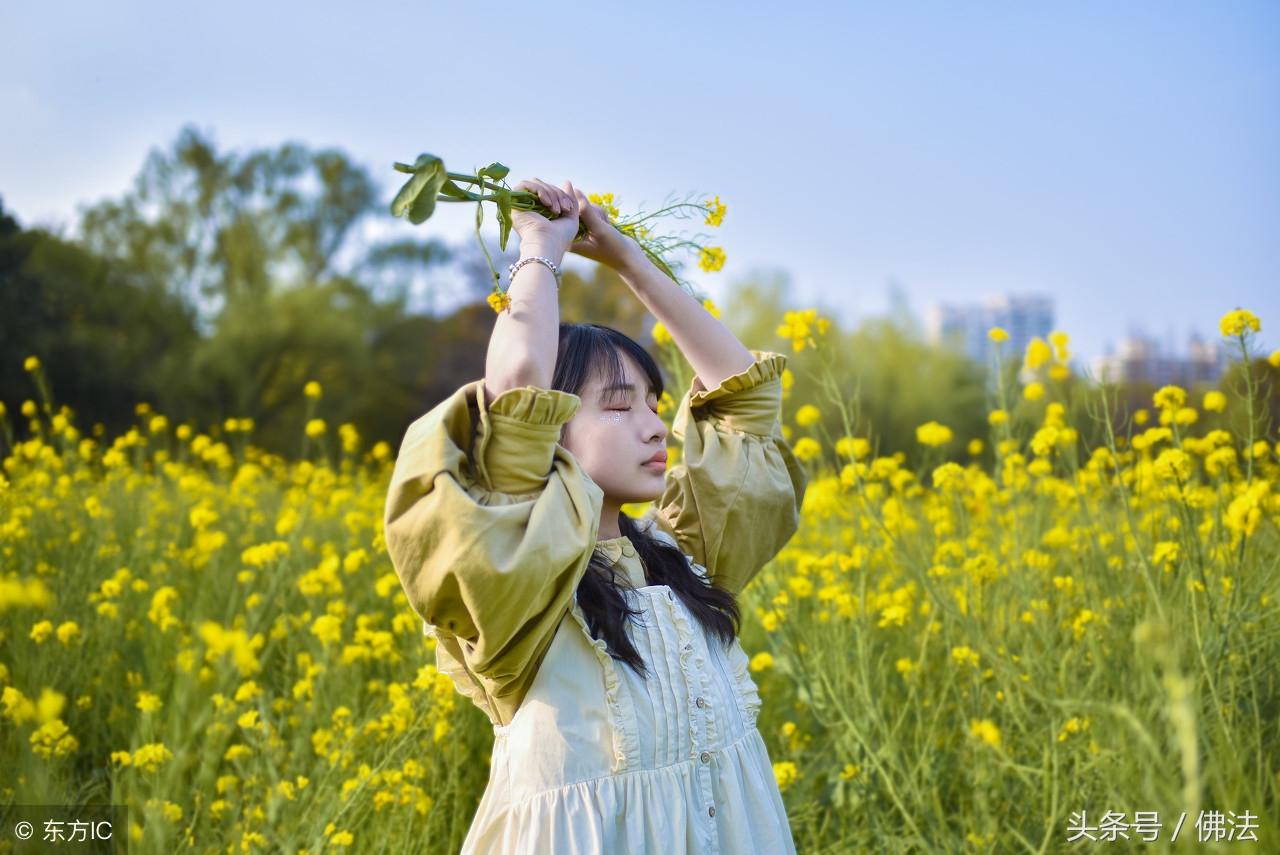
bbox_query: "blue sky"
[2,0,1276,363]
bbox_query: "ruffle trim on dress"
[687,351,787,410]
[567,598,638,774]
[485,384,582,424]
[723,639,763,730]
[665,586,718,753]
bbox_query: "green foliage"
[0,197,199,439]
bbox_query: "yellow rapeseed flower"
[698,246,726,273]
[136,691,163,713]
[773,761,800,792]
[795,404,821,427]
[587,192,620,222]
[916,421,953,448]
[55,621,80,645]
[1202,390,1227,413]
[1023,382,1045,401]
[969,718,1001,749]
[1024,337,1052,370]
[835,436,870,460]
[1152,448,1193,482]
[987,327,1009,343]
[486,290,511,314]
[131,742,174,773]
[304,381,323,399]
[23,355,41,372]
[792,437,822,462]
[651,321,672,346]
[1153,385,1186,411]
[704,195,727,227]
[30,719,79,758]
[305,419,326,439]
[775,309,831,352]
[1219,308,1260,337]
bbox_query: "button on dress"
[383,351,808,854]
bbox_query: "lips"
[644,451,668,466]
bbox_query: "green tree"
[0,197,198,441]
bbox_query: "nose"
[646,407,668,443]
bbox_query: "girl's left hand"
[565,189,648,273]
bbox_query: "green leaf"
[390,155,447,224]
[495,188,514,251]
[478,162,509,181]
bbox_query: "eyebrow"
[597,382,657,401]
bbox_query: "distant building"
[1089,332,1228,387]
[926,294,1055,368]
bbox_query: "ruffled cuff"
[472,382,581,495]
[685,350,787,436]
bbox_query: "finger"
[529,178,561,214]
[576,190,601,219]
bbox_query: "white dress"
[447,519,798,855]
[383,351,807,854]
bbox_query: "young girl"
[383,177,808,853]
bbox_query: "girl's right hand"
[512,178,580,260]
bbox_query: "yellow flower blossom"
[1202,390,1227,413]
[795,404,821,427]
[698,246,726,273]
[916,421,953,448]
[1219,308,1260,337]
[968,718,1001,749]
[773,761,800,792]
[836,436,870,460]
[486,290,511,314]
[792,437,822,462]
[703,195,727,227]
[1024,337,1052,370]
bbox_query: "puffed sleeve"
[651,350,808,597]
[382,379,603,727]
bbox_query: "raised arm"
[483,178,582,404]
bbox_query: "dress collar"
[594,534,646,589]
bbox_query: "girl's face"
[560,350,669,504]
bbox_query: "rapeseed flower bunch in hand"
[389,153,729,312]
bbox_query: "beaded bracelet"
[507,255,562,288]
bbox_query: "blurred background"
[2,0,1276,464]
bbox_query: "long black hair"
[553,323,741,679]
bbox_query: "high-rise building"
[926,294,1056,369]
[1088,332,1228,386]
